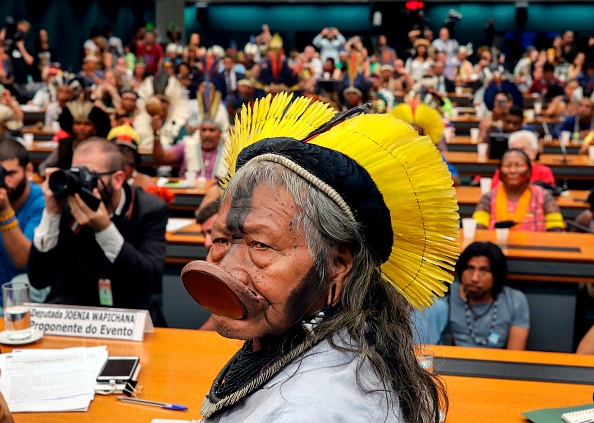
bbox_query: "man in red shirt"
[528,62,562,96]
[135,31,163,74]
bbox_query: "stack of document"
[0,346,108,412]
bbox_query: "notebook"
[562,408,594,423]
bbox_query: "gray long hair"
[224,160,446,423]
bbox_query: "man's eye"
[251,241,269,249]
[213,238,229,245]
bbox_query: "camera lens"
[48,170,77,196]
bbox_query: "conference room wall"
[186,2,594,60]
[0,0,155,72]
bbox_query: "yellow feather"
[310,114,460,309]
[220,93,336,190]
[390,103,444,144]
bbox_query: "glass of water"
[3,282,32,340]
[416,347,434,373]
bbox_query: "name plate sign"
[30,304,154,342]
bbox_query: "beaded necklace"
[464,299,498,346]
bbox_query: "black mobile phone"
[96,356,139,383]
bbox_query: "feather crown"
[222,93,459,308]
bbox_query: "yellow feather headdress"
[390,103,444,144]
[221,93,459,308]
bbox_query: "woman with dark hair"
[405,39,433,82]
[473,149,564,231]
[446,241,530,349]
[31,29,55,82]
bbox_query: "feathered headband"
[221,93,459,308]
[390,103,444,144]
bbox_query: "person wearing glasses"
[28,139,169,325]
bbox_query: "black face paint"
[286,265,325,325]
[226,178,258,238]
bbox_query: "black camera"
[0,166,6,189]
[48,166,101,211]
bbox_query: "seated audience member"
[544,78,581,118]
[107,125,155,191]
[551,98,594,140]
[38,98,111,174]
[152,119,227,179]
[528,62,561,95]
[0,139,45,287]
[568,189,594,233]
[481,103,523,145]
[44,84,73,128]
[446,242,530,349]
[473,149,564,231]
[186,81,229,137]
[0,91,23,138]
[28,139,169,324]
[490,130,555,188]
[577,321,594,354]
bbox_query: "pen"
[117,396,188,411]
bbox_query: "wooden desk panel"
[455,186,589,219]
[444,151,594,179]
[447,136,582,155]
[7,330,594,423]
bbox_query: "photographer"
[0,138,44,287]
[312,27,346,64]
[28,139,169,323]
[3,20,33,88]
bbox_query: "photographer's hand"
[42,168,66,215]
[0,187,13,216]
[69,189,111,233]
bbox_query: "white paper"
[0,346,107,412]
[166,218,195,233]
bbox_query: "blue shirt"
[0,183,45,286]
[551,115,593,139]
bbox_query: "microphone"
[565,220,594,234]
[494,220,518,229]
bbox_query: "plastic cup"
[496,228,509,244]
[416,348,434,373]
[470,128,480,144]
[455,86,464,96]
[534,101,542,115]
[462,218,477,239]
[196,176,207,190]
[477,143,488,158]
[589,146,594,162]
[451,108,459,119]
[479,177,492,194]
[560,131,571,146]
[544,134,553,145]
[3,282,32,340]
[525,110,535,122]
[22,133,34,149]
[184,171,197,187]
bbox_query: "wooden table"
[459,230,594,351]
[455,186,590,219]
[6,328,594,422]
[27,143,177,168]
[447,135,583,155]
[444,151,594,180]
[21,127,56,141]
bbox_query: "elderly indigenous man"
[0,138,44,287]
[179,94,460,422]
[28,139,169,322]
[153,119,227,179]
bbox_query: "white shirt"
[33,189,126,263]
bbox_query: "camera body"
[48,166,101,211]
[0,166,6,189]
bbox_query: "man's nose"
[217,244,251,286]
